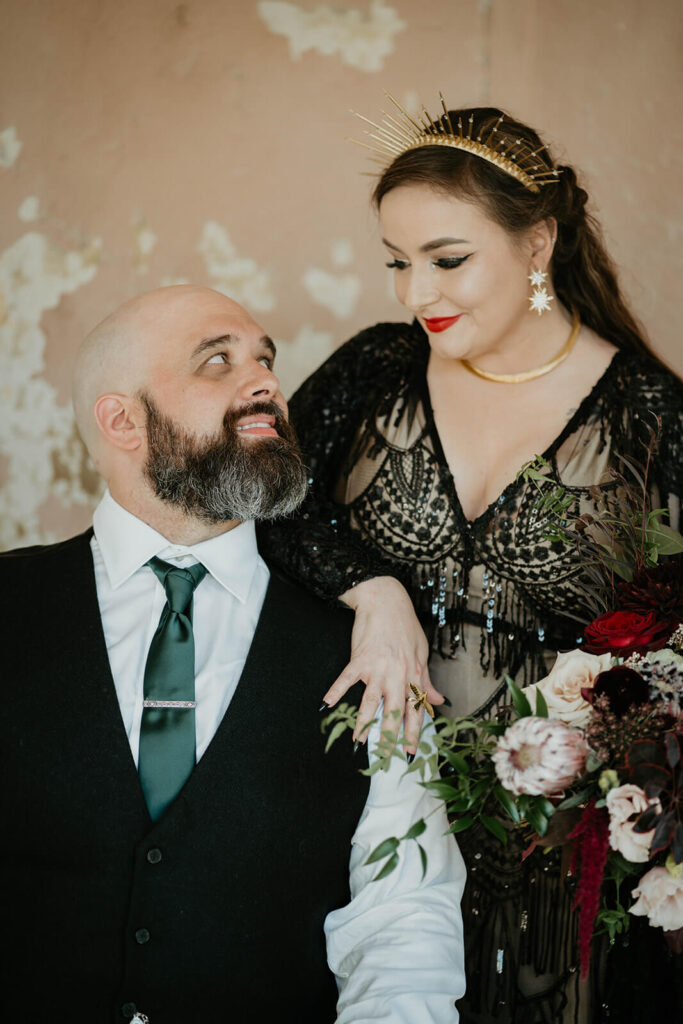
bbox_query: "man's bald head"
[72,285,249,458]
[70,285,302,540]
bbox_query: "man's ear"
[527,217,557,272]
[93,394,144,452]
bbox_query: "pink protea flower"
[492,716,589,796]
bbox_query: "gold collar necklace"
[460,310,581,384]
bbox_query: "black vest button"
[121,1003,137,1018]
[146,847,162,864]
[135,928,151,944]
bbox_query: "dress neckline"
[416,343,626,531]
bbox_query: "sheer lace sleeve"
[648,362,683,529]
[259,322,420,602]
[610,356,683,529]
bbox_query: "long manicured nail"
[319,702,330,712]
[353,741,360,753]
[406,752,415,764]
[442,696,452,708]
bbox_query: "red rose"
[583,609,672,657]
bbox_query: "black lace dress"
[260,320,683,1023]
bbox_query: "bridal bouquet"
[323,425,683,975]
[492,608,682,976]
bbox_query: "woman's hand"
[322,577,446,753]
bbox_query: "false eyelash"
[434,254,472,269]
[385,254,473,271]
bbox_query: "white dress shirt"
[92,490,466,1022]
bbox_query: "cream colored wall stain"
[133,220,158,275]
[276,324,335,398]
[257,0,405,71]
[303,239,361,318]
[18,196,40,223]
[0,232,102,548]
[199,221,275,313]
[0,127,21,168]
[303,266,361,318]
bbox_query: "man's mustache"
[223,401,289,437]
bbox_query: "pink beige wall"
[1,0,681,548]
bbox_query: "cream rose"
[523,649,613,727]
[606,783,660,863]
[630,866,683,931]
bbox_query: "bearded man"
[0,286,465,1024]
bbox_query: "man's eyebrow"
[381,236,471,254]
[261,335,277,358]
[191,334,277,360]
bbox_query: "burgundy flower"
[568,801,610,979]
[589,666,650,716]
[583,609,672,657]
[618,560,683,620]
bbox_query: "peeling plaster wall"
[1,0,681,547]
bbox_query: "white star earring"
[528,268,553,316]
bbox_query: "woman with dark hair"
[260,100,682,1022]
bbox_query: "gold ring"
[408,683,435,718]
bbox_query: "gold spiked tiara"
[351,92,561,194]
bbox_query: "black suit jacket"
[1,530,369,1024]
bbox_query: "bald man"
[0,286,465,1024]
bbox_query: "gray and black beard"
[140,393,309,523]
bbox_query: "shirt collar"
[92,489,261,603]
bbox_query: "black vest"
[0,531,369,1023]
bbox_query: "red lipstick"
[423,315,462,333]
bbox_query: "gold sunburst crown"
[351,92,561,195]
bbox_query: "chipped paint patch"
[199,220,275,312]
[330,238,354,268]
[18,196,41,222]
[133,219,158,274]
[275,324,335,397]
[303,266,360,319]
[160,275,191,287]
[257,1,405,72]
[0,126,22,168]
[0,231,102,548]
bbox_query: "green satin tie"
[139,556,208,821]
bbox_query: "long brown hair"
[373,107,657,360]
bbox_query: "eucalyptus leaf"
[481,816,508,845]
[645,522,683,554]
[446,815,474,834]
[365,837,399,865]
[494,785,521,823]
[374,852,400,881]
[443,751,470,774]
[417,842,428,881]
[506,676,532,718]
[360,760,389,777]
[534,687,549,718]
[403,818,427,841]
[423,779,461,799]
[324,720,349,753]
[556,786,593,810]
[526,804,549,837]
[537,797,556,819]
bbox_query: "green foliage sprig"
[321,679,558,881]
